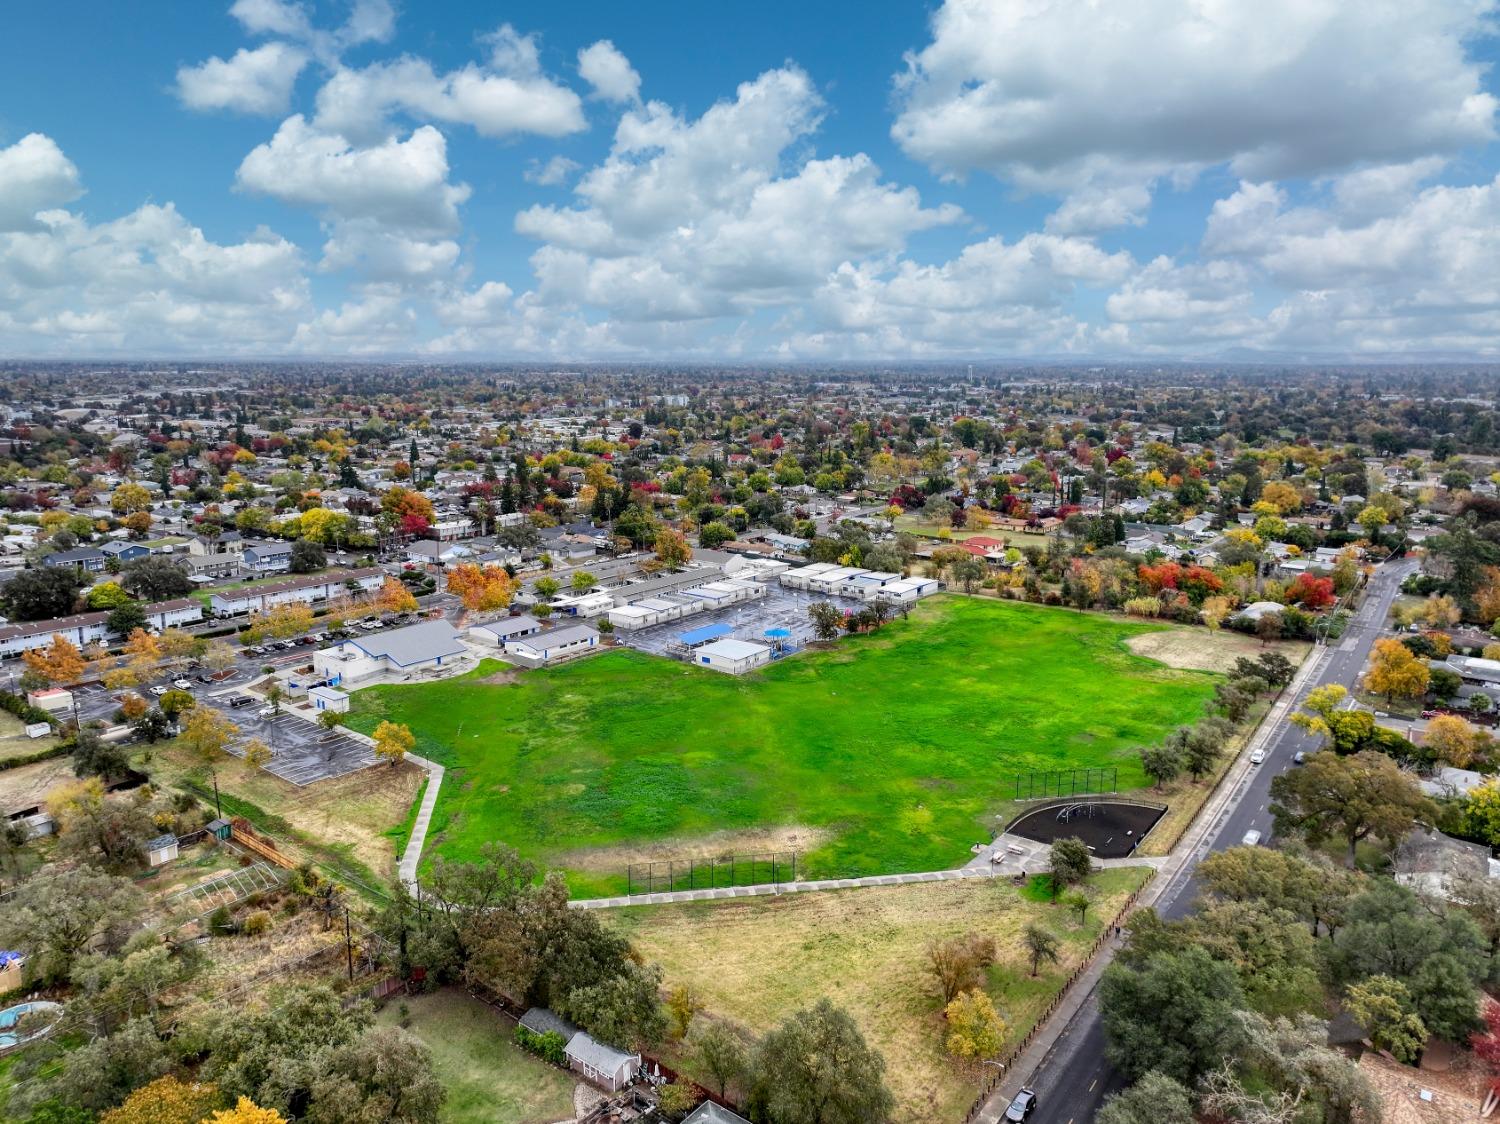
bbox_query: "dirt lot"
[0,754,77,814]
[1126,628,1310,674]
[609,869,1149,1124]
[556,824,830,878]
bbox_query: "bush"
[209,905,235,935]
[514,1025,568,1066]
[242,910,271,936]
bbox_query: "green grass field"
[374,990,577,1124]
[346,596,1216,896]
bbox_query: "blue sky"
[2,1,1500,359]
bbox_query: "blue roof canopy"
[679,622,733,647]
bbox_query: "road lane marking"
[1088,1078,1097,1091]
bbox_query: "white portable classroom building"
[693,638,772,675]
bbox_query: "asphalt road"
[1023,557,1419,1124]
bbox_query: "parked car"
[172,679,193,691]
[257,707,277,718]
[149,685,168,696]
[228,695,255,708]
[1249,748,1266,764]
[1004,1090,1037,1122]
[1242,829,1263,846]
[197,673,215,684]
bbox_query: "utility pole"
[344,907,354,981]
[212,770,222,818]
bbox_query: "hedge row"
[0,742,71,772]
[0,690,57,728]
[514,1025,568,1066]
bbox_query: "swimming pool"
[0,1001,62,1049]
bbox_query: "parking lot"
[205,697,377,786]
[618,585,865,658]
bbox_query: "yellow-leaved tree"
[945,989,1007,1061]
[205,1098,289,1124]
[373,720,415,766]
[100,1076,221,1124]
[1363,638,1430,705]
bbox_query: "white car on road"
[1249,748,1266,764]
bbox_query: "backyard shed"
[146,833,179,867]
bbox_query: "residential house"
[42,547,106,574]
[99,541,151,565]
[241,541,293,574]
[208,568,383,617]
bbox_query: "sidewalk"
[967,641,1332,1123]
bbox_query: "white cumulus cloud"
[0,133,82,232]
[176,42,308,116]
[577,40,641,103]
[893,0,1498,230]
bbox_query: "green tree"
[560,962,668,1052]
[120,556,192,602]
[1140,741,1182,790]
[1,567,84,621]
[1095,1071,1195,1124]
[1345,976,1427,1062]
[1270,751,1438,866]
[1099,946,1246,1084]
[0,865,144,982]
[749,999,894,1124]
[808,601,844,642]
[288,540,327,574]
[688,1020,746,1099]
[1048,837,1093,901]
[1023,924,1061,977]
[306,1026,445,1124]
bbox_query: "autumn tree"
[927,933,998,1003]
[945,989,1007,1062]
[1270,750,1438,866]
[1421,593,1462,629]
[48,777,154,870]
[445,564,514,613]
[374,720,415,766]
[206,1099,290,1124]
[243,739,272,773]
[100,1076,221,1124]
[1200,595,1233,637]
[1426,714,1479,768]
[654,528,692,569]
[23,634,87,722]
[1364,637,1430,704]
[376,577,420,615]
[109,482,152,516]
[1288,683,1348,745]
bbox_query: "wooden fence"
[961,878,1151,1124]
[228,816,297,870]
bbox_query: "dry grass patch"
[609,868,1150,1124]
[557,824,830,876]
[1126,628,1310,674]
[0,754,76,813]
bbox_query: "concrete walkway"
[569,852,1166,911]
[397,752,443,888]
